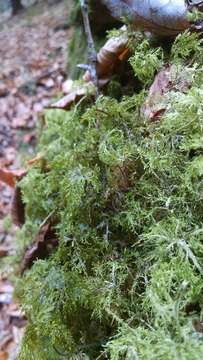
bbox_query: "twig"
[178,239,203,276]
[80,0,99,97]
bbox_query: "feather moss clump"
[17,32,203,359]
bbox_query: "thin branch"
[80,0,99,96]
[178,239,203,276]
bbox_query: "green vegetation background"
[14,3,203,359]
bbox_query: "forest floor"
[0,1,72,358]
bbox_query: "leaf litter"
[0,1,72,358]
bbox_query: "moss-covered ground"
[16,30,203,359]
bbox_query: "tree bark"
[11,0,24,15]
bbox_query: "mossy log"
[14,14,203,360]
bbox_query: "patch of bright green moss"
[17,32,203,359]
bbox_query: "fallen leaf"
[27,154,44,165]
[37,77,55,88]
[96,28,128,79]
[21,222,58,273]
[143,65,173,120]
[0,331,13,351]
[83,26,128,86]
[49,83,94,110]
[143,64,192,121]
[7,308,23,319]
[12,116,30,129]
[0,169,26,188]
[52,28,129,110]
[0,83,9,97]
[11,186,25,227]
[0,247,9,258]
[0,351,8,360]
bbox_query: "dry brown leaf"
[9,161,48,228]
[143,65,173,120]
[143,64,192,121]
[96,29,128,79]
[21,223,58,274]
[12,116,30,129]
[27,153,44,166]
[0,247,9,258]
[103,0,203,36]
[55,29,129,111]
[0,351,8,360]
[49,83,94,110]
[83,26,129,85]
[0,83,9,98]
[37,77,55,88]
[7,306,23,319]
[0,169,25,188]
[11,186,25,227]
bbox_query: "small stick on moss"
[178,240,203,276]
[79,0,99,97]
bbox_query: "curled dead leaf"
[0,169,26,188]
[102,0,203,36]
[143,64,192,121]
[9,157,50,227]
[0,247,9,258]
[11,186,25,227]
[143,65,173,121]
[0,168,26,227]
[84,26,129,86]
[96,28,128,79]
[27,153,44,166]
[0,351,8,360]
[56,29,129,111]
[49,83,95,110]
[21,222,58,274]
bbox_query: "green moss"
[129,39,164,85]
[17,32,203,359]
